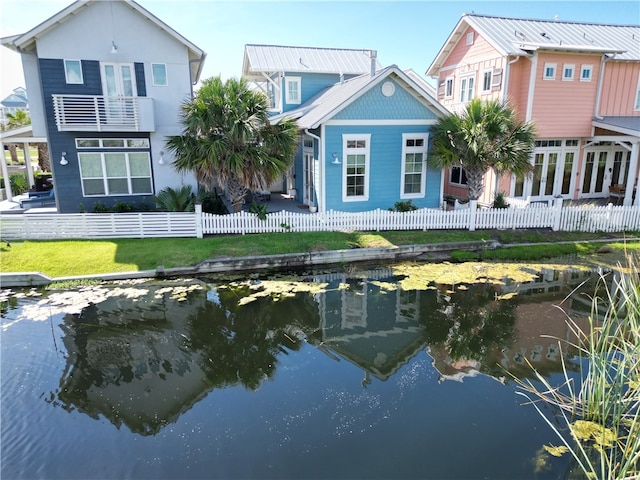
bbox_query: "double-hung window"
[445,77,454,98]
[285,76,301,104]
[482,69,492,93]
[401,133,428,198]
[343,134,370,201]
[459,74,475,102]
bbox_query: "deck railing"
[52,95,154,132]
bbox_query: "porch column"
[0,140,13,200]
[629,140,640,207]
[23,142,35,188]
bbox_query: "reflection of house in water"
[311,270,428,382]
[428,267,597,383]
[56,283,213,436]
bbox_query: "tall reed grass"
[511,256,640,479]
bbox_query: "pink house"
[427,14,640,206]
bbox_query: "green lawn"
[1,230,638,278]
[4,147,39,165]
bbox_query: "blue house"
[1,0,205,213]
[243,45,449,213]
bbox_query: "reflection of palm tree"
[421,283,517,376]
[187,284,321,390]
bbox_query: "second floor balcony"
[52,95,155,132]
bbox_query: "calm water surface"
[1,263,600,479]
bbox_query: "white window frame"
[285,76,301,105]
[342,134,371,202]
[449,165,468,187]
[466,32,474,45]
[481,69,492,93]
[580,65,593,82]
[400,133,428,199]
[445,77,454,98]
[543,63,557,80]
[459,74,475,102]
[78,151,153,197]
[64,59,84,84]
[151,63,168,86]
[562,64,575,81]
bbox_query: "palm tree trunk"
[36,143,51,172]
[227,176,247,213]
[466,166,486,201]
[8,144,18,164]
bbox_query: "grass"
[3,147,39,166]
[1,230,639,278]
[510,256,640,479]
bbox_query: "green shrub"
[198,190,228,214]
[112,201,135,213]
[249,201,268,220]
[92,201,110,213]
[9,173,29,195]
[154,185,195,212]
[492,191,510,209]
[389,200,418,212]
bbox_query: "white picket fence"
[0,212,197,240]
[2,201,640,240]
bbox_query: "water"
[1,264,600,479]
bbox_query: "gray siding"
[40,58,153,213]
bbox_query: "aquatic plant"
[511,256,640,479]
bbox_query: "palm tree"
[166,76,299,212]
[430,98,536,201]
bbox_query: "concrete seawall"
[0,240,497,288]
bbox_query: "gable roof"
[1,93,28,108]
[427,14,639,76]
[270,65,449,130]
[1,0,206,83]
[243,44,381,80]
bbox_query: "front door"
[303,140,315,206]
[581,149,610,198]
[512,141,579,201]
[101,63,136,122]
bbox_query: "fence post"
[469,200,477,231]
[195,203,203,238]
[552,197,563,231]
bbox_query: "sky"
[1,0,639,100]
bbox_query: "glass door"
[303,142,315,206]
[101,63,136,123]
[581,150,609,198]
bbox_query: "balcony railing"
[52,95,154,132]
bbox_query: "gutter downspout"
[305,128,322,211]
[593,54,610,120]
[498,55,521,199]
[503,55,520,101]
[525,52,538,122]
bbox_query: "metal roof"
[427,14,640,76]
[270,65,448,130]
[593,116,640,136]
[243,44,381,79]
